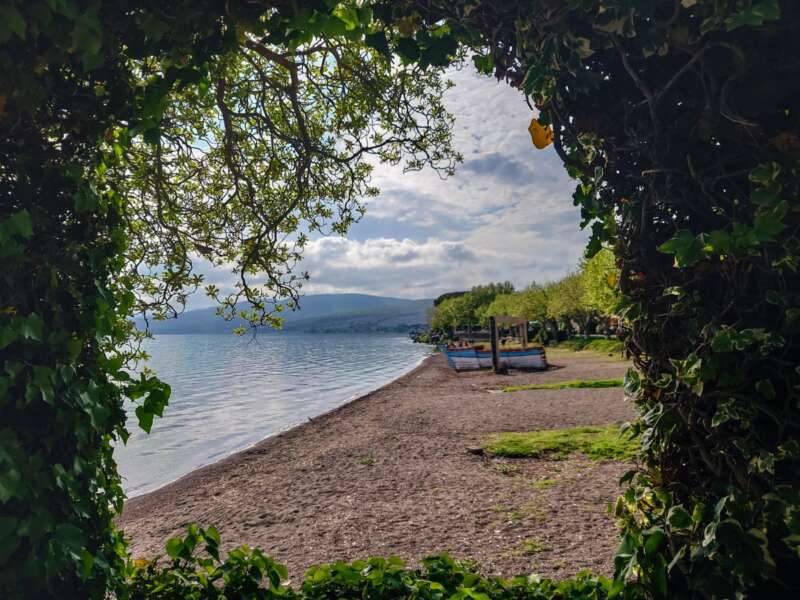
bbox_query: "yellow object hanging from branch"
[528,118,553,149]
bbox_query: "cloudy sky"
[195,66,587,306]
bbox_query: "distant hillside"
[141,293,433,334]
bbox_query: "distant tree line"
[429,249,619,339]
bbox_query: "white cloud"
[186,65,588,306]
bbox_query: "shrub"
[484,425,638,462]
[126,526,621,600]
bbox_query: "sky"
[195,66,588,306]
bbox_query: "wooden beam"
[489,317,500,373]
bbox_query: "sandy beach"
[119,349,634,579]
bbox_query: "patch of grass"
[483,424,638,461]
[507,499,548,524]
[553,338,624,354]
[518,538,552,555]
[493,462,519,476]
[359,456,375,466]
[529,478,558,489]
[503,378,623,392]
[502,537,552,559]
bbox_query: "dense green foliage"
[503,379,623,393]
[4,0,800,599]
[484,425,639,462]
[430,250,620,337]
[126,525,616,599]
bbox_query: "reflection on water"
[115,333,431,496]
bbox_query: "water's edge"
[123,351,434,499]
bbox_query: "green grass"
[503,378,623,392]
[552,338,624,354]
[483,424,638,461]
[529,478,558,489]
[518,538,552,555]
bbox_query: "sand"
[119,348,635,580]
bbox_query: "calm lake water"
[115,333,432,497]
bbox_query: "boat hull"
[446,348,547,371]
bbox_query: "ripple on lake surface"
[115,333,431,497]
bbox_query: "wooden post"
[521,321,528,350]
[490,316,502,373]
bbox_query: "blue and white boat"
[445,346,547,371]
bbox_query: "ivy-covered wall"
[2,1,799,599]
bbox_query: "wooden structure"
[443,315,547,372]
[490,315,529,373]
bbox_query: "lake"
[115,333,432,497]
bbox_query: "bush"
[554,339,624,355]
[126,526,622,600]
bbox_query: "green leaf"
[135,405,154,433]
[396,37,420,62]
[658,230,707,267]
[364,30,390,56]
[754,0,781,21]
[55,523,85,551]
[0,6,26,42]
[472,53,494,75]
[704,230,730,254]
[19,314,44,341]
[6,210,33,239]
[644,528,665,554]
[751,182,782,207]
[623,368,641,395]
[420,35,457,67]
[754,201,788,242]
[667,506,693,530]
[0,517,19,562]
[333,5,359,30]
[711,330,733,352]
[749,162,781,185]
[80,548,95,581]
[165,537,184,559]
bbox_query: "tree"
[0,3,458,597]
[581,248,620,316]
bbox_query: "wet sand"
[119,349,634,580]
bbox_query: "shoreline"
[120,350,633,579]
[123,352,435,499]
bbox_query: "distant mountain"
[141,293,433,334]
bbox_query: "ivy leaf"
[667,506,693,530]
[364,30,390,57]
[472,53,494,75]
[749,162,781,185]
[751,182,782,207]
[6,210,33,239]
[55,523,86,552]
[711,330,733,352]
[19,314,44,341]
[395,37,420,62]
[704,230,730,254]
[165,537,184,559]
[0,6,26,42]
[420,35,457,67]
[753,201,788,242]
[658,230,707,267]
[623,368,641,395]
